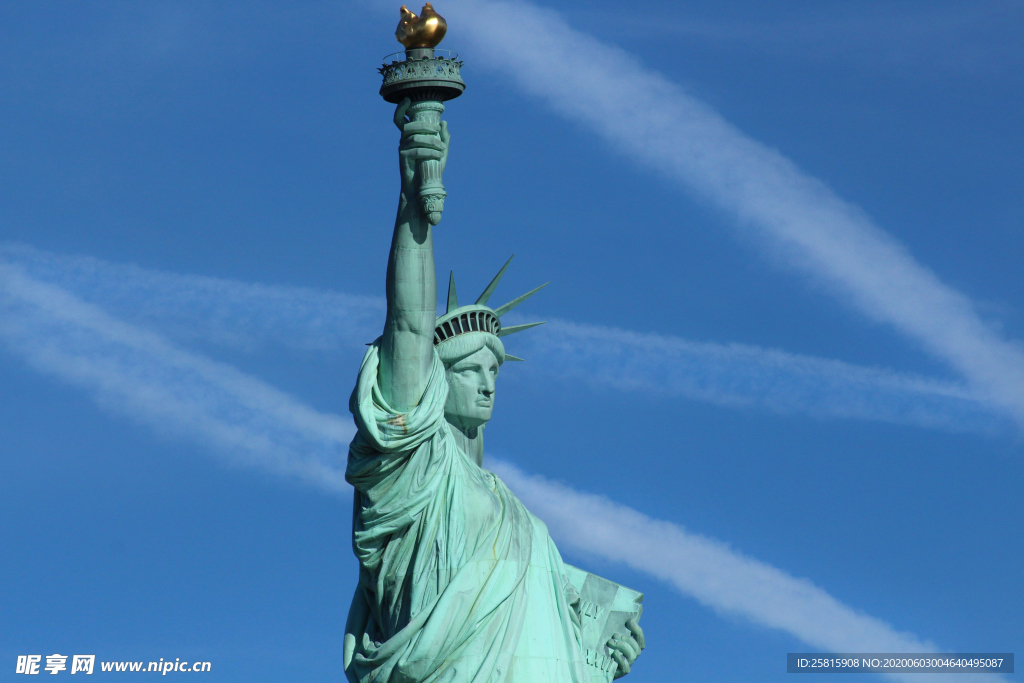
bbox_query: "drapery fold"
[345,341,561,683]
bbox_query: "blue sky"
[1,1,1021,681]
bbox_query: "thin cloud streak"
[439,0,1024,426]
[518,320,998,432]
[0,244,1002,432]
[0,266,997,681]
[0,263,352,492]
[492,460,1003,683]
[0,244,384,354]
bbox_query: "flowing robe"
[344,342,589,683]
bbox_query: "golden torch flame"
[396,3,448,48]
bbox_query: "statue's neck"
[448,421,483,466]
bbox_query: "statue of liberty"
[343,6,645,682]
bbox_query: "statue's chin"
[444,409,491,432]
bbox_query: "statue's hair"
[436,331,505,368]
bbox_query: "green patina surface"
[342,46,645,683]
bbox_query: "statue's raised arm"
[378,98,448,410]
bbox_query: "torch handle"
[407,100,447,226]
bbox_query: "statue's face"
[444,347,499,430]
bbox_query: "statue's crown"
[434,255,547,362]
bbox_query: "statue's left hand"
[608,613,645,679]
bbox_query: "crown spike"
[446,271,458,314]
[476,254,514,306]
[497,321,546,338]
[503,354,526,362]
[494,282,549,318]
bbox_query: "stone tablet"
[564,565,645,683]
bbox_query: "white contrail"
[0,262,353,492]
[0,266,999,681]
[0,244,1000,432]
[0,244,384,353]
[490,459,1003,683]
[433,0,1024,426]
[516,319,997,432]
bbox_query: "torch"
[379,3,465,226]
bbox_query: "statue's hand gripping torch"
[380,3,464,227]
[395,99,449,225]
